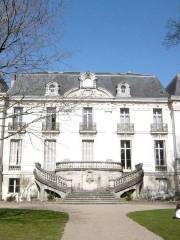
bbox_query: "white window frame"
[9,139,22,166]
[83,107,93,128]
[44,139,56,170]
[120,108,130,124]
[8,178,20,193]
[120,140,131,170]
[154,140,166,166]
[153,108,163,126]
[82,140,94,162]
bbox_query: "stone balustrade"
[56,161,122,172]
[111,163,144,193]
[34,163,72,192]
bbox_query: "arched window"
[121,85,126,93]
[49,84,55,93]
[45,82,59,96]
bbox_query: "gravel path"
[0,202,175,240]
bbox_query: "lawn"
[0,208,68,240]
[128,209,180,240]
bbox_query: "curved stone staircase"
[33,163,144,201]
[111,163,144,197]
[33,163,72,199]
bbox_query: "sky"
[51,0,180,87]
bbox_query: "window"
[153,109,162,126]
[116,82,131,97]
[49,84,55,93]
[13,107,23,125]
[83,107,93,128]
[9,140,22,166]
[121,85,126,93]
[46,107,56,130]
[44,140,56,170]
[82,140,94,161]
[120,108,130,124]
[155,140,166,166]
[45,82,59,96]
[120,140,131,169]
[8,178,20,193]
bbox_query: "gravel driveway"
[0,202,175,240]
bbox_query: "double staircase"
[33,162,144,202]
[60,190,123,204]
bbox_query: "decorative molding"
[79,72,97,89]
[45,82,59,96]
[116,82,131,97]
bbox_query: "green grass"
[128,209,180,240]
[0,208,68,240]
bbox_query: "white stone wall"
[1,94,177,199]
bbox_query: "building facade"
[0,72,180,201]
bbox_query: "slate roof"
[8,72,168,98]
[166,74,180,96]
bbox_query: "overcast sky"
[52,0,180,87]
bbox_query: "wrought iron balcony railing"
[151,123,168,134]
[117,123,134,134]
[79,123,97,134]
[9,165,21,171]
[155,165,167,171]
[42,122,60,132]
[8,122,26,132]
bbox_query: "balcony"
[151,123,168,134]
[117,123,134,134]
[56,161,122,172]
[42,122,60,133]
[79,123,97,134]
[9,165,21,171]
[8,122,26,133]
[155,165,167,171]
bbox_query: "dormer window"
[116,82,131,97]
[79,72,97,89]
[45,82,59,96]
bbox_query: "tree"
[0,0,68,200]
[0,0,66,78]
[164,17,180,47]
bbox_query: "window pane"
[126,141,130,148]
[126,149,131,160]
[121,140,125,148]
[121,149,125,160]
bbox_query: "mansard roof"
[166,74,180,96]
[8,72,168,98]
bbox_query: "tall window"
[120,108,130,124]
[44,140,56,170]
[83,107,93,128]
[155,140,166,166]
[120,140,131,169]
[46,107,56,130]
[153,109,162,126]
[13,107,23,125]
[9,140,22,166]
[8,178,20,193]
[82,140,94,161]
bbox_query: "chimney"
[11,74,16,87]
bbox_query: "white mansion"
[0,71,180,201]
